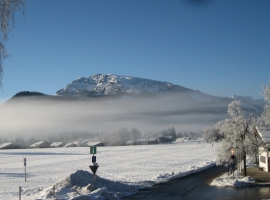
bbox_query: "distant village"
[0,136,202,150]
[0,127,203,150]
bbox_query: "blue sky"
[1,0,270,102]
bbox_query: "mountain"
[0,74,265,138]
[55,73,264,113]
[55,74,192,97]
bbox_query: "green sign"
[90,146,97,154]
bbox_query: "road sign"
[24,158,26,166]
[92,156,96,163]
[90,146,97,154]
[89,165,99,174]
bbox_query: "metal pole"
[19,186,21,200]
[24,166,26,182]
[94,174,96,190]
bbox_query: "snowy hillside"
[54,73,264,115]
[55,74,191,97]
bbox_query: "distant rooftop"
[256,126,270,142]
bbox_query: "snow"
[55,74,182,97]
[256,126,270,142]
[0,142,217,199]
[210,171,256,187]
[0,142,13,148]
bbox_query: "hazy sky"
[1,0,270,102]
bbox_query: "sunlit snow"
[0,141,218,199]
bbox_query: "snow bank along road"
[0,141,217,199]
[125,165,270,200]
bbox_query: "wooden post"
[53,185,56,198]
[24,166,26,182]
[19,186,21,200]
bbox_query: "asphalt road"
[123,165,270,200]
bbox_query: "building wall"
[259,151,269,172]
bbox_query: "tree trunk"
[243,152,247,177]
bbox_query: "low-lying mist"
[0,93,229,139]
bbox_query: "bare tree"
[0,0,25,88]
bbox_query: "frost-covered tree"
[117,127,130,145]
[260,82,270,129]
[215,100,260,176]
[0,0,25,88]
[130,128,141,142]
[203,126,223,142]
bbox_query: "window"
[260,156,266,163]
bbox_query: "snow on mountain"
[229,95,265,104]
[55,74,190,97]
[53,74,265,116]
[228,95,265,113]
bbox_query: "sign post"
[90,146,97,154]
[24,157,26,182]
[89,146,98,190]
[89,164,99,189]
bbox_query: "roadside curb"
[247,182,270,187]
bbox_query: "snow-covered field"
[0,141,217,199]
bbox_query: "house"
[158,136,173,143]
[50,142,65,148]
[0,142,20,149]
[175,137,191,143]
[135,139,148,145]
[63,143,77,148]
[147,138,158,145]
[126,138,158,145]
[254,126,270,172]
[126,140,135,145]
[73,141,88,147]
[86,142,105,147]
[29,140,51,148]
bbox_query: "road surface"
[123,165,270,200]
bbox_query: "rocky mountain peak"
[55,74,189,97]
